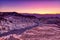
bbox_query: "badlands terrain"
[0,12,60,40]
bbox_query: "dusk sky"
[0,0,60,14]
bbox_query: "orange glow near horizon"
[1,7,60,14]
[0,1,60,14]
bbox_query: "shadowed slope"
[0,12,39,37]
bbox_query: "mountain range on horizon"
[0,12,60,18]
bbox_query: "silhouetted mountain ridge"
[0,12,60,18]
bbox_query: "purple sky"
[0,0,60,14]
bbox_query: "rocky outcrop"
[0,12,39,37]
[0,12,60,40]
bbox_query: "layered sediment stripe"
[0,23,39,37]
